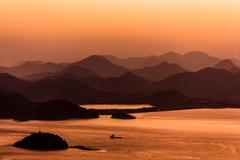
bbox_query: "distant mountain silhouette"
[104,55,160,69]
[22,72,58,81]
[0,73,136,104]
[157,68,240,102]
[3,54,240,104]
[79,72,156,95]
[157,52,181,61]
[143,90,194,106]
[133,62,188,81]
[22,65,99,81]
[61,65,99,77]
[0,70,239,106]
[70,55,128,78]
[0,73,29,92]
[22,77,105,104]
[214,59,240,72]
[158,51,221,71]
[230,58,240,67]
[1,61,66,77]
[0,66,8,72]
[105,51,221,71]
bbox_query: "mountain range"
[157,68,240,102]
[104,51,234,71]
[70,55,128,78]
[0,52,240,104]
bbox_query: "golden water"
[81,104,153,109]
[1,109,240,160]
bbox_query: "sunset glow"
[0,0,240,65]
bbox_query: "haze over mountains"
[133,62,187,81]
[214,59,240,73]
[1,51,240,105]
[22,66,99,81]
[105,51,239,71]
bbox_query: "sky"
[0,0,240,66]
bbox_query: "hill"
[70,55,128,78]
[79,72,156,96]
[214,59,240,72]
[157,68,240,102]
[133,62,187,81]
[22,65,99,81]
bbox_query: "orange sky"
[0,0,240,66]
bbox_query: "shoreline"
[3,104,240,122]
[93,105,240,115]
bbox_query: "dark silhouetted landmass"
[14,132,101,151]
[0,92,32,119]
[22,77,105,103]
[157,68,240,102]
[79,72,156,95]
[0,92,99,120]
[1,55,240,107]
[143,90,193,106]
[13,132,69,150]
[33,100,99,120]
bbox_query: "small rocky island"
[13,132,100,151]
[111,112,136,119]
[13,132,69,150]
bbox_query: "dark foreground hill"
[0,92,99,120]
[32,100,99,120]
[0,92,32,118]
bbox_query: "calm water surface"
[1,108,240,160]
[82,104,153,109]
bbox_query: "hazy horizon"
[0,50,236,67]
[1,0,240,66]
